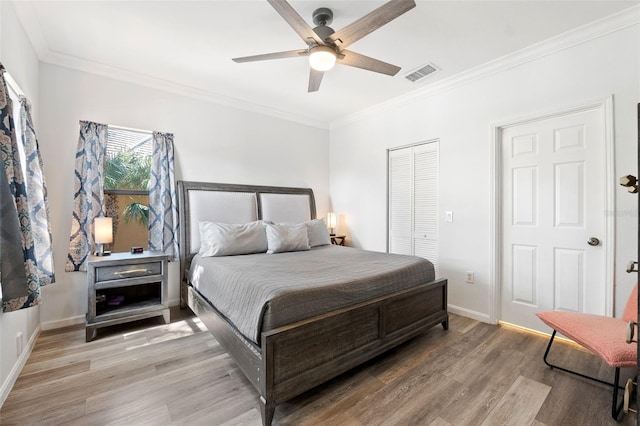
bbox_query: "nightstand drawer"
[95,261,161,282]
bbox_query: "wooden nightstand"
[86,251,169,341]
[330,235,346,246]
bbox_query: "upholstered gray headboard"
[177,181,316,305]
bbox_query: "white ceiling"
[12,0,640,127]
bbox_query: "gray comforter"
[188,245,435,345]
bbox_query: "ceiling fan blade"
[233,49,308,63]
[267,0,325,46]
[308,68,324,92]
[338,50,401,76]
[327,0,416,50]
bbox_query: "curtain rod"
[108,124,153,135]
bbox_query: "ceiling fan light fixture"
[309,46,336,71]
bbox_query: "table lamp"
[94,217,113,256]
[327,212,337,236]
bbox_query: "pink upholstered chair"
[537,284,637,420]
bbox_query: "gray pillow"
[198,220,268,257]
[306,219,331,247]
[265,223,310,254]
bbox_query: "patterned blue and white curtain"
[65,121,108,272]
[1,64,54,312]
[149,131,179,260]
[20,97,55,286]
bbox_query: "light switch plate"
[446,211,453,223]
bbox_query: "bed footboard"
[261,278,447,422]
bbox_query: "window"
[6,74,25,177]
[104,127,152,253]
[66,119,177,272]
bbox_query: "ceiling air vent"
[405,63,439,82]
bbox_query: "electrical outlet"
[465,271,474,284]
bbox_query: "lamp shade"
[94,217,113,244]
[309,46,336,72]
[327,212,337,229]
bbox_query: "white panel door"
[501,108,607,332]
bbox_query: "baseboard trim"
[40,315,85,331]
[0,325,40,409]
[448,304,493,324]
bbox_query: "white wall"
[37,64,330,327]
[0,0,41,405]
[329,24,639,320]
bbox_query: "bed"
[178,181,448,425]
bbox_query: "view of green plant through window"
[103,127,152,252]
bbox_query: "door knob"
[587,237,600,246]
[619,175,638,193]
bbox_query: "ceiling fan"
[232,0,416,92]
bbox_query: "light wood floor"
[1,307,636,426]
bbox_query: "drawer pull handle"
[114,268,151,276]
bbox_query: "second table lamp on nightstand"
[327,211,337,236]
[94,217,113,256]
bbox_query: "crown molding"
[330,4,640,129]
[45,49,329,129]
[11,1,329,130]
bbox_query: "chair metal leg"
[543,330,625,420]
[612,367,623,420]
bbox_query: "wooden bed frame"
[177,181,448,425]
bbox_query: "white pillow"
[277,219,331,247]
[265,223,310,254]
[198,220,268,257]
[306,219,331,247]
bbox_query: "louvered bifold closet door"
[388,149,413,255]
[413,143,439,272]
[388,141,439,273]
